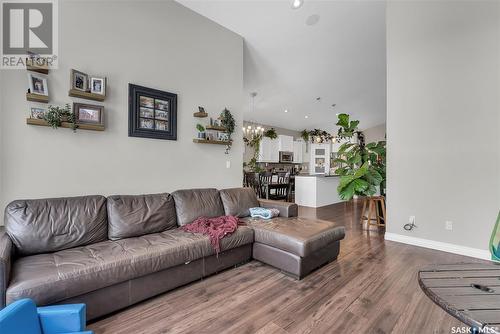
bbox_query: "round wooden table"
[419,263,500,333]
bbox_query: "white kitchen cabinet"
[309,143,331,174]
[258,137,279,162]
[293,140,303,163]
[278,135,294,152]
[302,141,309,163]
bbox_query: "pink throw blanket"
[181,215,241,254]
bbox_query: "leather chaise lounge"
[0,187,345,320]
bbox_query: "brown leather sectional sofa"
[0,187,344,320]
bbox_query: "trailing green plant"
[263,127,277,139]
[219,108,235,153]
[44,104,77,131]
[219,108,235,139]
[196,123,205,132]
[300,128,333,143]
[334,113,386,200]
[243,133,263,173]
[300,129,309,142]
[309,129,333,143]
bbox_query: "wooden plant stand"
[360,196,386,228]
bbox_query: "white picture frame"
[90,77,106,95]
[27,73,49,96]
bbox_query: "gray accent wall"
[386,1,500,252]
[0,0,244,223]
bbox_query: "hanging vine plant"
[300,129,309,142]
[263,127,277,139]
[219,108,235,154]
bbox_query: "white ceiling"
[177,0,386,132]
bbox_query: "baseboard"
[384,232,491,261]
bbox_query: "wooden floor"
[89,200,484,334]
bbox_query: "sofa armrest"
[0,227,13,309]
[258,199,298,218]
[37,304,88,334]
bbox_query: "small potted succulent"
[196,123,206,139]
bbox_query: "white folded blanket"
[249,207,280,219]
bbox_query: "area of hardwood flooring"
[89,200,483,334]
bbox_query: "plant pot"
[61,116,68,122]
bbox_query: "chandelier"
[243,92,265,142]
[243,123,265,141]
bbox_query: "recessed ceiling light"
[284,109,288,113]
[305,115,309,119]
[291,0,303,9]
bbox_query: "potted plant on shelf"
[44,104,77,131]
[196,123,206,139]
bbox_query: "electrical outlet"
[409,216,416,224]
[445,221,453,231]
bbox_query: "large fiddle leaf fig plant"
[334,113,386,200]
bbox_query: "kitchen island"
[294,174,344,208]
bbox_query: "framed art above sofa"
[128,84,177,140]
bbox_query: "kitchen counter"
[294,174,344,208]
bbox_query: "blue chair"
[0,299,93,334]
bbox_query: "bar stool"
[360,196,386,227]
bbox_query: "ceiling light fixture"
[284,109,288,113]
[305,115,309,119]
[291,0,303,9]
[243,93,265,141]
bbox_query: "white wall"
[0,0,244,222]
[386,1,500,254]
[362,123,386,143]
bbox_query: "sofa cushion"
[219,188,259,218]
[107,193,177,240]
[6,226,254,305]
[4,196,108,256]
[172,189,225,226]
[245,217,345,257]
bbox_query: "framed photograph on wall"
[90,77,106,95]
[30,107,46,119]
[70,69,88,92]
[73,103,104,126]
[27,72,49,96]
[128,84,177,140]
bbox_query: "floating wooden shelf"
[26,93,49,103]
[205,125,226,131]
[193,139,230,145]
[26,118,105,131]
[193,112,208,118]
[68,89,106,102]
[27,65,49,74]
